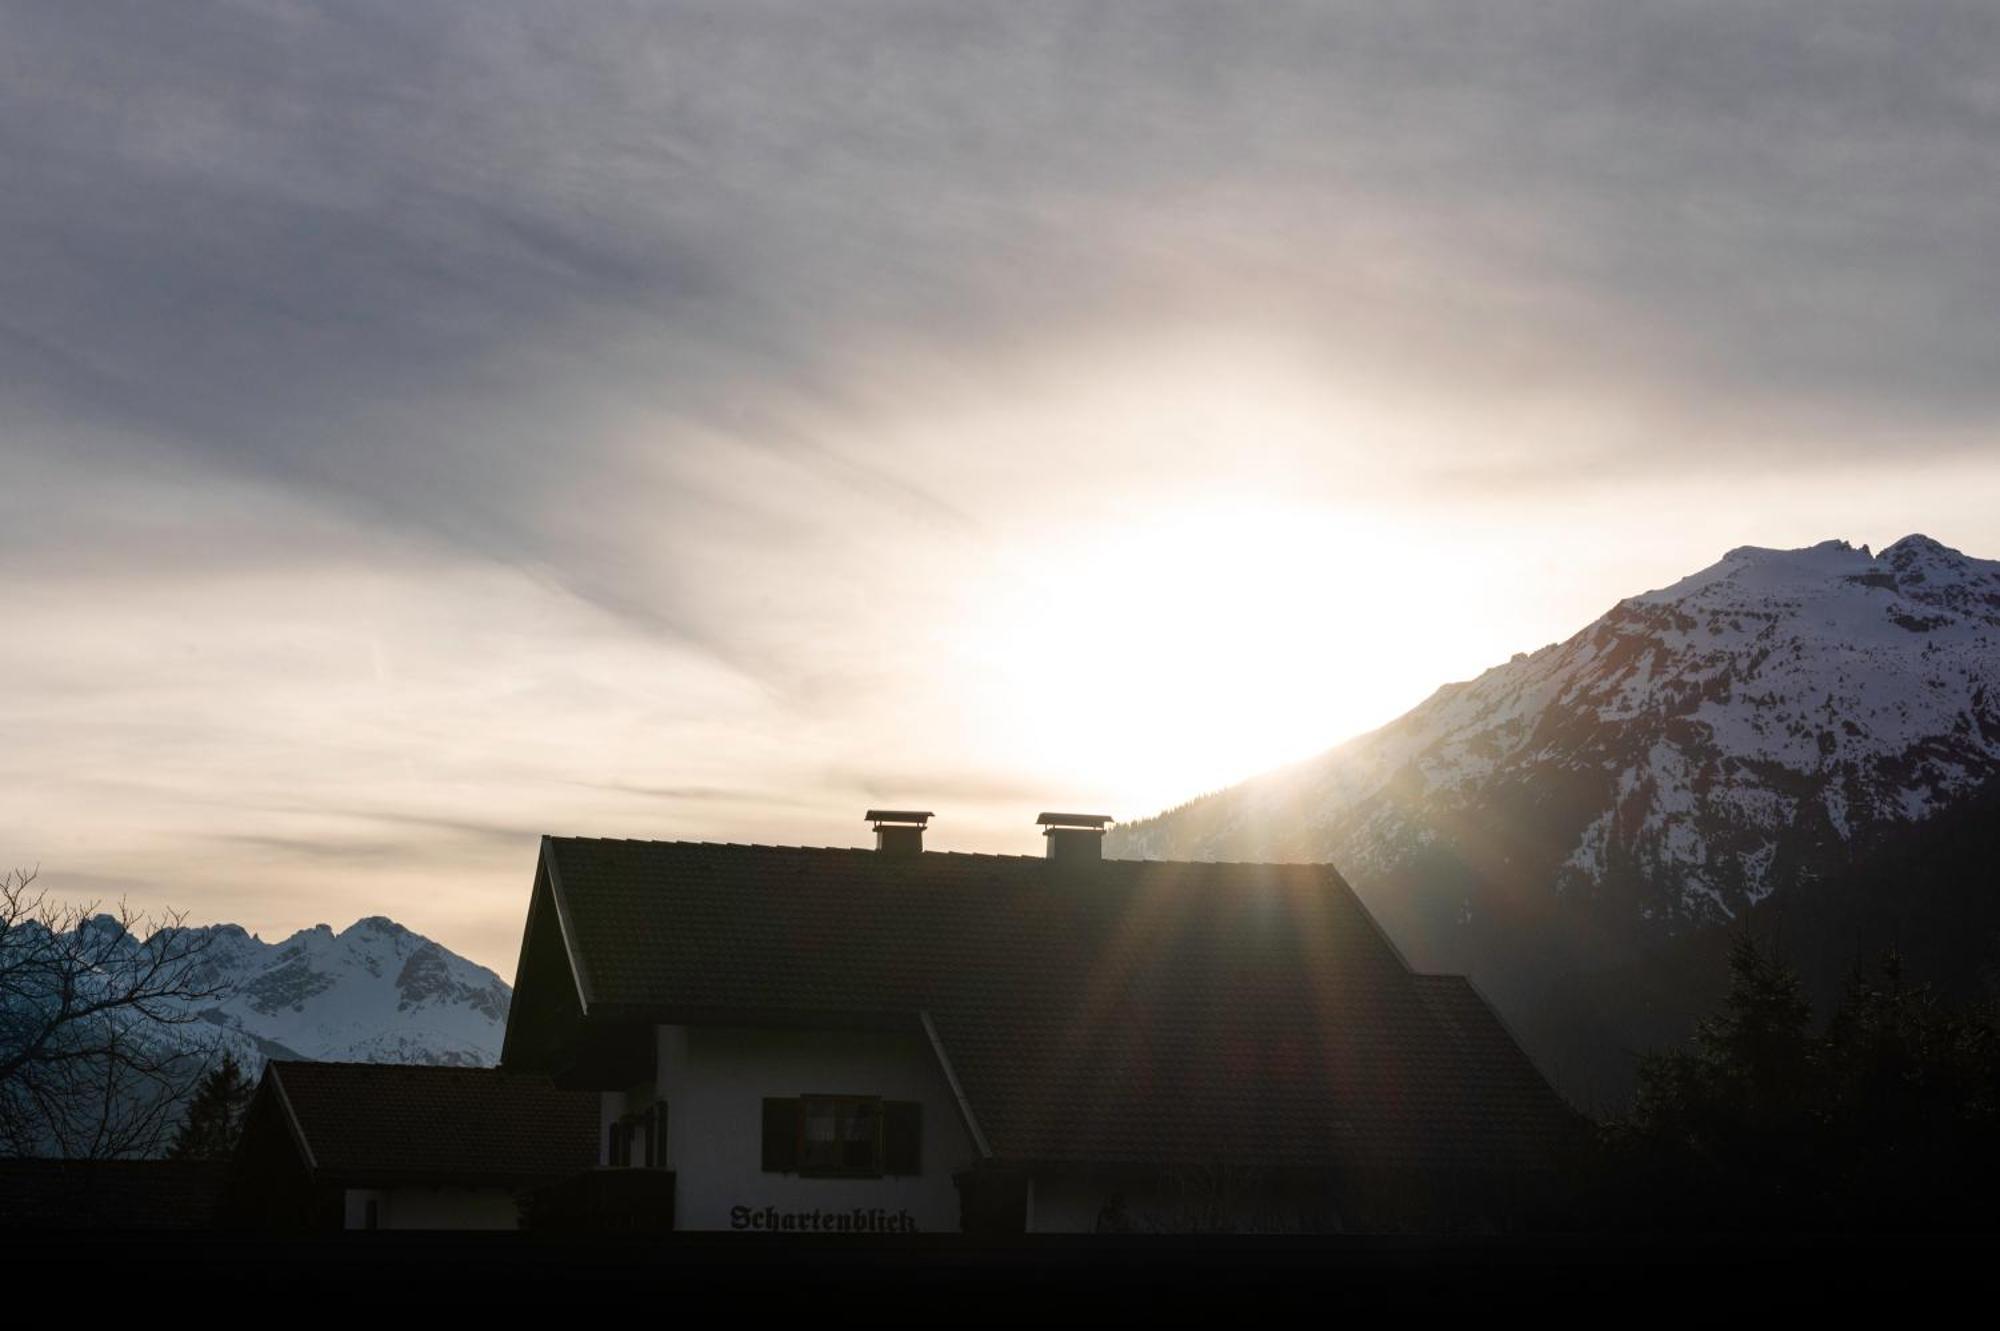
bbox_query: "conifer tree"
[169,1053,255,1160]
[1610,932,1818,1227]
[1592,935,2000,1232]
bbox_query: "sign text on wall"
[729,1204,918,1233]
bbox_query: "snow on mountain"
[0,910,509,1153]
[1109,535,2000,933]
[182,915,510,1069]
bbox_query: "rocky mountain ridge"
[1112,535,2000,932]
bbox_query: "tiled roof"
[267,1060,598,1186]
[522,838,1577,1173]
[0,1159,227,1229]
[1409,974,1579,1165]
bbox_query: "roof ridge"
[543,834,1357,873]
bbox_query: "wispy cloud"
[5,2,1999,965]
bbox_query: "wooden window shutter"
[883,1100,922,1175]
[761,1097,799,1172]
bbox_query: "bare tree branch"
[0,868,230,1157]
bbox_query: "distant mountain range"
[1110,535,2000,1098]
[0,913,509,1154]
[182,916,509,1069]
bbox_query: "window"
[761,1096,922,1176]
[801,1095,880,1175]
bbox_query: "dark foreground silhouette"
[7,916,1998,1319]
[3,1228,1994,1315]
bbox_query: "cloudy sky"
[5,2,1998,969]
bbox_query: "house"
[499,811,1578,1233]
[225,1059,597,1230]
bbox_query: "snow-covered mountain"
[1114,534,2000,928]
[0,912,509,1154]
[1109,536,2000,1091]
[182,915,510,1068]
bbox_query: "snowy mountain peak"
[1110,535,2000,933]
[1882,532,1956,560]
[1720,537,1860,565]
[179,915,509,1068]
[1628,535,2000,632]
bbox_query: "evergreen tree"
[1614,931,1819,1227]
[1817,950,2000,1228]
[1587,935,2000,1232]
[169,1053,255,1160]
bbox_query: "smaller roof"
[1035,812,1113,828]
[265,1061,598,1187]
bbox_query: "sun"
[957,502,1464,817]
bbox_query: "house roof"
[263,1060,599,1187]
[506,837,1578,1175]
[1409,974,1580,1162]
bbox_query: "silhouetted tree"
[169,1052,255,1160]
[0,868,225,1157]
[1816,951,2000,1228]
[1584,933,2000,1231]
[1609,931,1820,1227]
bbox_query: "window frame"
[761,1094,923,1177]
[795,1093,885,1178]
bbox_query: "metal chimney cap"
[1036,812,1113,828]
[865,810,934,827]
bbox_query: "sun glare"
[960,503,1474,816]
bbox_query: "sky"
[4,2,1999,972]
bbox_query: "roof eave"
[540,836,595,1016]
[264,1065,319,1177]
[499,840,596,1070]
[920,1010,991,1161]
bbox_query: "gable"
[499,846,588,1072]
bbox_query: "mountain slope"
[1108,535,2000,1095]
[1532,768,2000,1104]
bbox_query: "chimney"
[866,810,932,859]
[1038,812,1111,865]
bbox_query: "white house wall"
[633,1024,981,1233]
